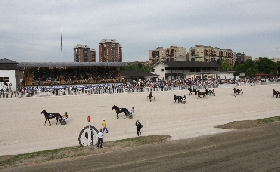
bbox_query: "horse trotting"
[112,105,132,119]
[233,88,243,97]
[273,89,280,98]
[41,110,62,126]
[197,91,207,98]
[174,95,186,103]
[147,92,155,102]
[188,88,198,95]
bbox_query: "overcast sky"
[1,0,280,62]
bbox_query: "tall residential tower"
[74,44,96,62]
[99,39,122,62]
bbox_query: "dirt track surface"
[3,122,280,172]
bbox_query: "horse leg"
[117,113,119,119]
[44,119,47,126]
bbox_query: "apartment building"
[271,58,280,63]
[236,52,252,64]
[74,44,96,62]
[189,45,236,65]
[99,39,122,62]
[149,46,186,63]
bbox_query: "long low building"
[152,61,234,80]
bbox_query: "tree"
[219,59,233,71]
[243,59,256,70]
[246,67,258,77]
[234,64,245,76]
[121,62,152,73]
[256,57,277,74]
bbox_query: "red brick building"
[99,39,122,62]
[74,44,96,62]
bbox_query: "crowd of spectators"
[1,77,276,98]
[31,67,118,85]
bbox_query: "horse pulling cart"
[147,92,155,102]
[112,105,133,119]
[40,110,68,126]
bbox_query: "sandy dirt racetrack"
[1,85,280,171]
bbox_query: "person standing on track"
[97,129,103,148]
[135,120,142,136]
[102,119,108,133]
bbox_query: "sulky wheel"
[129,115,133,119]
[61,120,66,125]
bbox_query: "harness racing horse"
[197,91,207,98]
[41,110,62,126]
[188,88,198,95]
[147,92,155,102]
[233,88,243,97]
[174,95,186,103]
[112,105,132,119]
[273,89,280,98]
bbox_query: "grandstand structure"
[17,62,128,86]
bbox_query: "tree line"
[218,57,279,77]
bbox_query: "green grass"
[0,135,171,170]
[257,116,280,124]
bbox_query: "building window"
[161,69,164,72]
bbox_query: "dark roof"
[162,61,220,68]
[0,58,19,70]
[0,58,18,64]
[120,71,158,77]
[18,62,128,68]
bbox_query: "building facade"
[149,46,187,63]
[152,61,220,80]
[0,58,22,91]
[271,58,280,63]
[189,45,237,66]
[236,52,252,64]
[99,39,122,62]
[74,44,96,62]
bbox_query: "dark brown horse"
[41,110,62,126]
[147,92,155,102]
[188,88,198,95]
[174,95,186,103]
[112,105,132,119]
[273,89,279,98]
[233,88,243,97]
[197,91,207,98]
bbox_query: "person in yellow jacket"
[102,119,108,133]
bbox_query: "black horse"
[112,105,132,119]
[197,91,207,98]
[273,89,280,98]
[147,92,155,102]
[233,88,243,97]
[41,110,62,126]
[174,95,186,103]
[188,88,198,95]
